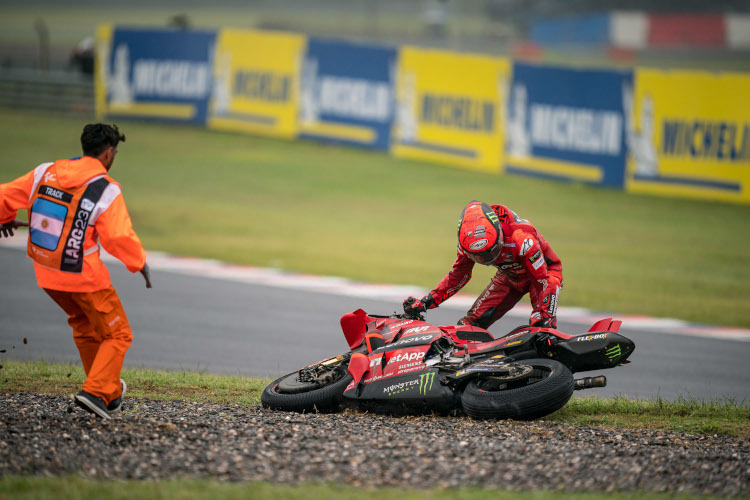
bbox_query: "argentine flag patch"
[30,198,67,250]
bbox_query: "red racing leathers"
[428,204,562,329]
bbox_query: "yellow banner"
[391,47,510,173]
[208,28,306,139]
[94,24,113,120]
[625,69,750,203]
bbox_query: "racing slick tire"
[261,370,353,414]
[460,358,574,420]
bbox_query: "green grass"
[0,360,270,406]
[1,109,750,328]
[2,361,748,437]
[0,476,728,500]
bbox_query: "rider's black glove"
[403,294,435,318]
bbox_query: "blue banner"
[299,38,397,150]
[104,28,216,124]
[506,63,633,187]
[530,14,611,45]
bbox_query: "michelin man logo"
[394,70,418,142]
[109,44,133,105]
[299,57,319,125]
[209,50,232,117]
[623,84,658,177]
[506,83,530,157]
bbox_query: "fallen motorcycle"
[262,308,635,420]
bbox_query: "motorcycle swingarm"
[443,354,521,382]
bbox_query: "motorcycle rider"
[404,200,562,329]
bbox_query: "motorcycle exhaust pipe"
[574,375,607,390]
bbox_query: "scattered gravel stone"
[1,392,748,495]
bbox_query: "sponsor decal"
[547,293,558,315]
[80,198,95,212]
[390,320,414,329]
[661,120,749,161]
[472,225,486,238]
[396,361,424,374]
[38,185,73,203]
[233,71,290,102]
[484,211,500,224]
[505,340,522,346]
[532,257,545,270]
[529,249,542,262]
[510,210,529,224]
[390,334,433,348]
[390,351,425,363]
[576,333,607,342]
[499,330,529,342]
[520,238,533,255]
[469,239,488,250]
[383,378,420,396]
[43,172,56,183]
[419,371,435,395]
[605,344,622,360]
[529,103,622,155]
[421,94,494,132]
[403,325,430,335]
[60,178,109,272]
[496,262,522,271]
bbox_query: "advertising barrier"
[298,37,397,150]
[208,28,306,139]
[506,63,632,188]
[625,69,750,203]
[391,47,510,173]
[93,25,750,204]
[96,27,216,125]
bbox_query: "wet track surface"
[1,246,749,402]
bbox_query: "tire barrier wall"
[94,25,750,204]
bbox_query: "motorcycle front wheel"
[460,358,574,420]
[261,362,352,414]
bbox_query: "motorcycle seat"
[454,330,494,342]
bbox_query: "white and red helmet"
[457,201,503,265]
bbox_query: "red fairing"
[588,318,622,333]
[347,352,370,385]
[340,309,374,350]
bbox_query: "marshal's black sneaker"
[75,390,112,419]
[107,379,127,412]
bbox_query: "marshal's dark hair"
[80,123,126,157]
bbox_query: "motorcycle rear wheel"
[461,358,574,420]
[261,367,352,414]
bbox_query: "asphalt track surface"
[1,246,749,402]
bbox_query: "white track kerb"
[3,233,749,342]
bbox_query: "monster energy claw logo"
[419,372,435,395]
[605,344,622,360]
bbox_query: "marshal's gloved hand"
[0,220,28,238]
[403,294,435,318]
[139,262,152,289]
